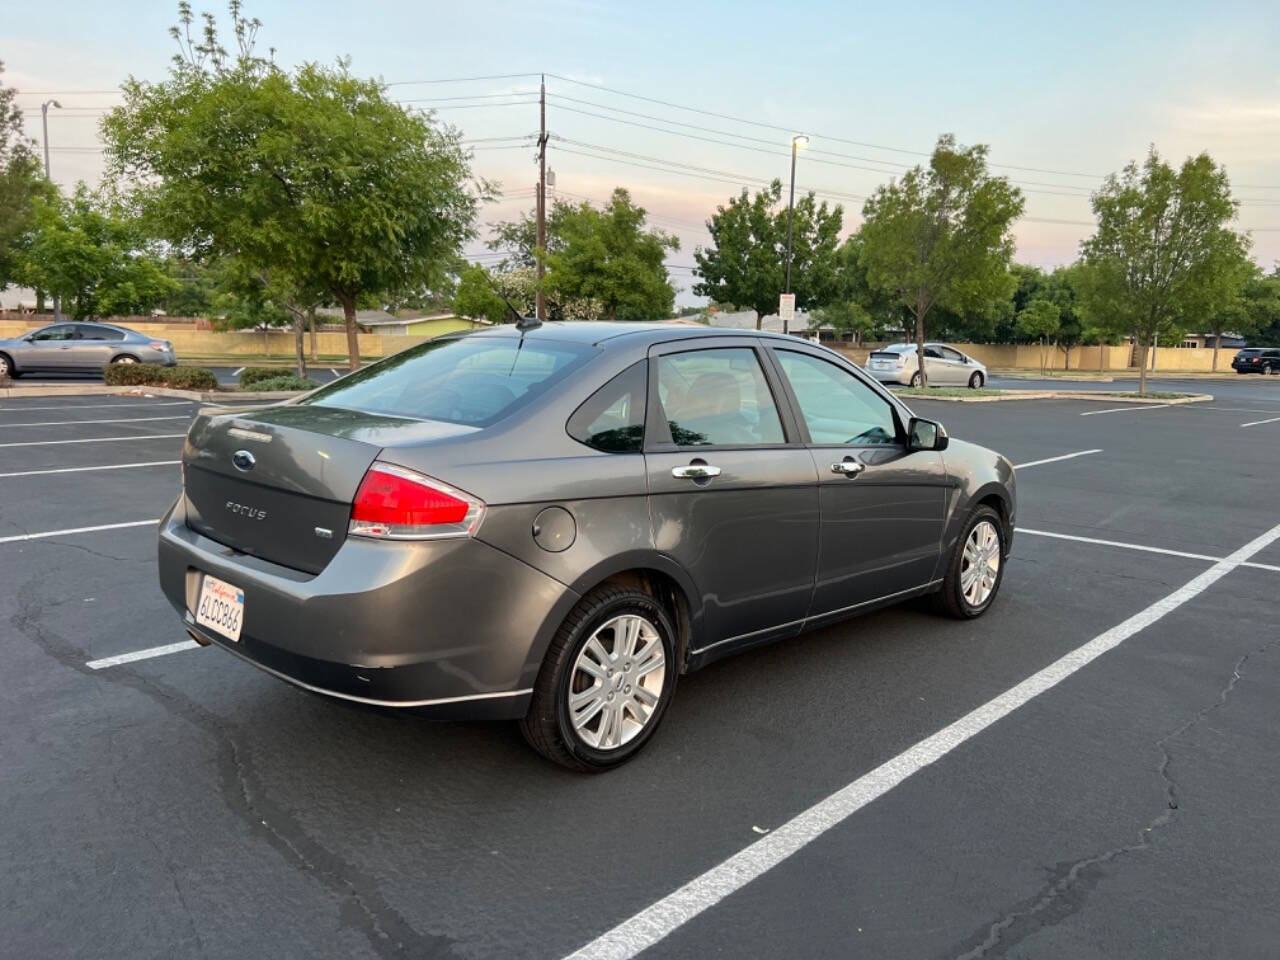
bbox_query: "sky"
[5,0,1279,306]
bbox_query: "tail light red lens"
[349,462,484,540]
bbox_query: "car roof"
[458,321,802,348]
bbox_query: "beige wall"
[0,313,1246,371]
[833,340,1238,373]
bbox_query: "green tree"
[1203,261,1262,370]
[543,188,678,321]
[453,264,510,325]
[858,134,1025,386]
[15,186,176,320]
[1076,147,1251,394]
[693,179,843,329]
[1015,299,1060,375]
[1241,269,1280,346]
[0,61,53,293]
[102,1,486,369]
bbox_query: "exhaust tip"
[187,628,212,647]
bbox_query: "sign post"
[778,293,796,335]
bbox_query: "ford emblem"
[232,450,256,472]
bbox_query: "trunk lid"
[182,404,478,574]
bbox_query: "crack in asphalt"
[9,592,457,960]
[947,642,1274,960]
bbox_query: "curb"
[903,390,1214,404]
[0,383,306,403]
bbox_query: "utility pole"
[41,99,62,323]
[535,75,548,323]
[782,134,808,335]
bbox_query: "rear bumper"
[157,500,574,718]
[867,367,911,384]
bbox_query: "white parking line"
[0,401,193,412]
[0,434,186,448]
[1240,415,1280,428]
[1016,527,1280,574]
[1013,449,1102,469]
[1079,404,1171,416]
[87,640,201,670]
[330,368,340,377]
[0,460,180,479]
[232,367,245,376]
[0,519,159,545]
[0,415,190,428]
[564,522,1280,960]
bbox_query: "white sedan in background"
[865,342,988,388]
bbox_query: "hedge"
[239,366,296,388]
[244,374,319,392]
[103,363,219,391]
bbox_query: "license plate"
[196,575,245,642]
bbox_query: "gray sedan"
[0,322,177,378]
[158,324,1016,771]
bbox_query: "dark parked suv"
[159,324,1016,770]
[1232,348,1280,374]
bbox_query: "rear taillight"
[897,355,906,367]
[350,462,484,540]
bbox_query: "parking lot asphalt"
[2,381,1279,959]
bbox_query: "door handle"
[830,460,865,477]
[672,464,721,479]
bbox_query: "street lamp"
[41,99,62,323]
[783,134,808,334]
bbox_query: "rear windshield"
[302,335,594,426]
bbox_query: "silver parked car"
[866,342,988,388]
[0,322,177,378]
[158,324,1015,771]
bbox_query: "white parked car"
[865,342,988,388]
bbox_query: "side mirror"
[908,417,949,451]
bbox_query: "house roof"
[705,309,819,334]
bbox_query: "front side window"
[656,347,785,447]
[303,335,593,426]
[776,350,899,446]
[30,325,75,342]
[567,361,646,453]
[940,346,965,362]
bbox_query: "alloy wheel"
[0,356,9,377]
[960,520,1001,607]
[568,614,666,750]
[114,356,138,365]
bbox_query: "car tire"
[111,354,140,365]
[910,371,922,388]
[968,371,984,389]
[520,585,678,772]
[1267,365,1279,376]
[933,505,1006,619]
[0,353,13,379]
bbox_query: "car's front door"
[644,341,819,656]
[938,345,971,384]
[768,346,948,624]
[22,324,79,368]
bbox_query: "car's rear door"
[766,345,948,624]
[72,324,118,368]
[644,339,819,656]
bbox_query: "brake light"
[897,354,906,367]
[350,462,484,540]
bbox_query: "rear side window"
[655,347,785,447]
[303,335,593,426]
[567,361,647,453]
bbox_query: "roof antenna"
[483,271,541,331]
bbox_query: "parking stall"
[2,383,1280,959]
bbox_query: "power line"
[544,72,1115,182]
[385,72,542,87]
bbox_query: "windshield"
[303,335,594,426]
